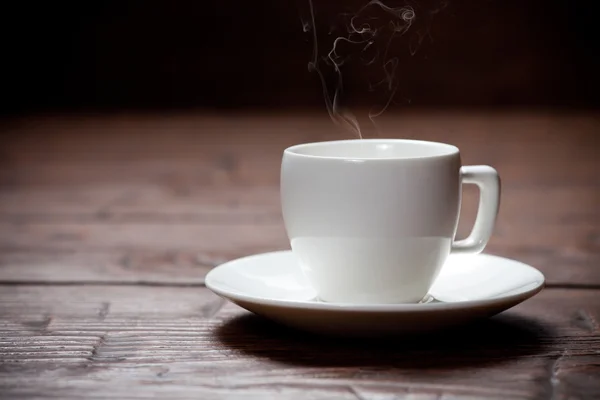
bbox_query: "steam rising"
[304,1,434,138]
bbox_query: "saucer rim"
[205,250,545,313]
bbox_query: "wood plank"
[0,185,596,246]
[0,222,288,254]
[0,213,598,286]
[1,112,598,287]
[0,286,599,399]
[0,250,212,284]
[3,111,597,154]
[0,245,597,288]
[1,112,598,187]
[0,185,282,222]
[1,186,597,243]
[0,184,596,225]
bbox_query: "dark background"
[2,0,599,114]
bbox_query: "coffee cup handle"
[451,165,501,254]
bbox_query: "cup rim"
[284,138,460,161]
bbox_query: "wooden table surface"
[0,111,599,399]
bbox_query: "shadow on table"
[215,313,554,369]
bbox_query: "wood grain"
[1,112,599,288]
[0,185,282,222]
[0,286,599,399]
[0,111,599,399]
[0,250,211,285]
[0,208,597,286]
[2,112,598,186]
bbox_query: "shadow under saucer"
[214,312,554,370]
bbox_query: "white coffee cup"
[280,139,500,304]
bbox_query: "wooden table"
[1,111,599,399]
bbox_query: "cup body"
[280,139,462,304]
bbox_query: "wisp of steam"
[303,0,447,138]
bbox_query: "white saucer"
[206,251,545,336]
